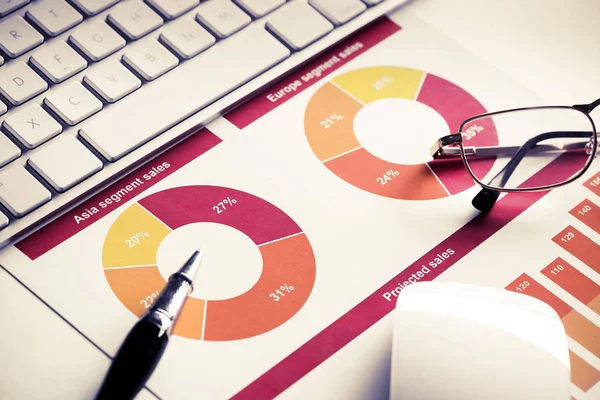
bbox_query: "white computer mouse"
[390,282,571,400]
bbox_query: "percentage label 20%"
[320,113,343,129]
[140,290,160,309]
[269,283,295,302]
[376,169,399,186]
[125,230,151,248]
[213,197,237,214]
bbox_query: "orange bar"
[569,350,600,392]
[506,274,600,359]
[542,258,600,310]
[570,199,600,235]
[553,226,600,274]
[583,172,600,196]
[506,273,571,317]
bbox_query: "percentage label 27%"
[320,113,343,129]
[377,169,399,186]
[269,283,295,302]
[213,197,237,214]
[125,230,151,248]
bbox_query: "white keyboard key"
[234,0,285,17]
[361,0,383,4]
[45,81,103,125]
[0,55,4,66]
[309,0,366,25]
[146,0,198,19]
[69,20,126,62]
[0,16,44,58]
[159,18,215,59]
[196,0,251,39]
[29,135,103,192]
[30,41,88,83]
[267,2,333,50]
[70,0,120,15]
[0,165,52,218]
[27,0,83,37]
[4,104,62,149]
[80,28,289,161]
[0,99,6,115]
[0,211,8,230]
[0,0,29,17]
[108,1,163,40]
[0,62,48,105]
[0,133,21,168]
[84,60,141,103]
[123,38,179,81]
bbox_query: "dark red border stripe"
[16,129,222,260]
[233,154,583,399]
[225,18,401,129]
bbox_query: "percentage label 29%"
[377,169,399,186]
[213,197,237,214]
[320,113,343,129]
[269,283,295,302]
[125,230,151,248]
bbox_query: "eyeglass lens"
[461,107,595,190]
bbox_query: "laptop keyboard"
[0,0,405,248]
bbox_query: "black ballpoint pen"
[95,248,204,400]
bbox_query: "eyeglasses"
[430,98,599,212]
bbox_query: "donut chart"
[304,66,499,200]
[102,186,316,341]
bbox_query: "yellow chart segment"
[331,66,425,104]
[102,203,171,268]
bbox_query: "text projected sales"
[553,226,600,274]
[103,186,316,341]
[570,199,600,235]
[541,258,600,315]
[506,274,600,391]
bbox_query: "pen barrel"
[145,274,193,335]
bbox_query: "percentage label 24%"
[270,283,295,302]
[213,197,237,214]
[320,113,343,129]
[377,169,399,186]
[125,230,151,248]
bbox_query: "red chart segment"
[204,233,316,341]
[305,66,498,200]
[103,186,316,341]
[138,186,302,246]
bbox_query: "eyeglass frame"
[430,98,600,212]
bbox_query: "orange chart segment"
[203,233,316,341]
[331,66,424,104]
[304,82,362,161]
[324,148,448,200]
[103,203,171,268]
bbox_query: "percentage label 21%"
[377,169,399,186]
[270,283,295,302]
[320,113,343,129]
[125,230,151,248]
[213,197,237,214]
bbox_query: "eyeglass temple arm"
[472,130,593,212]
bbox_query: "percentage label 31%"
[320,113,343,129]
[213,197,237,214]
[377,169,399,186]
[125,230,151,248]
[270,283,295,302]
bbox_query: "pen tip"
[177,248,204,284]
